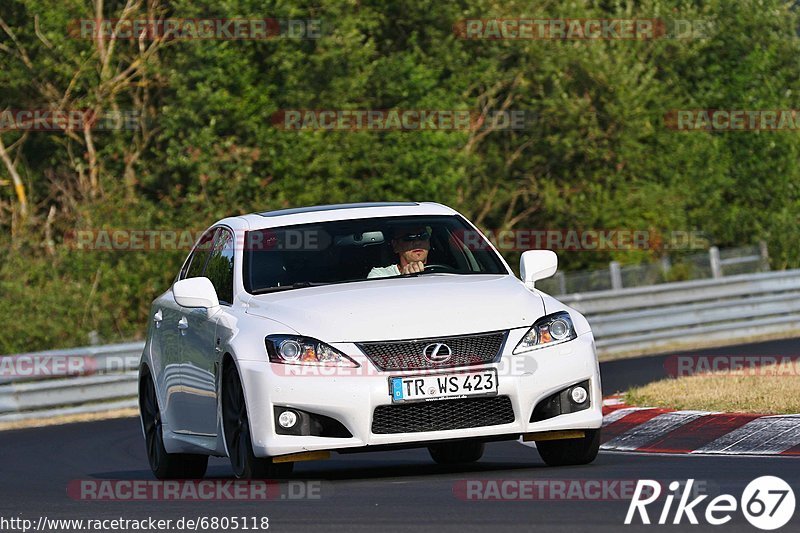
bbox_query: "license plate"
[389,369,498,403]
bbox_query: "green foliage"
[2,0,800,352]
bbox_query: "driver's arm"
[368,265,400,278]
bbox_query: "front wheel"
[139,370,209,479]
[428,441,485,464]
[535,429,600,466]
[222,364,294,479]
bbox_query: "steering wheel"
[423,263,458,273]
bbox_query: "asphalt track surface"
[1,338,798,532]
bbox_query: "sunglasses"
[397,231,431,242]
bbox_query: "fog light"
[278,410,298,428]
[570,386,588,404]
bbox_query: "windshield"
[243,215,507,294]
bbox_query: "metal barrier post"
[609,261,623,291]
[709,246,722,278]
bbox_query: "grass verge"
[625,361,800,414]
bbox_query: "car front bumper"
[237,331,602,458]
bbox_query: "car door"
[168,228,217,433]
[178,227,235,435]
[153,289,184,430]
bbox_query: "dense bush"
[2,0,800,351]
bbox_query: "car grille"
[356,331,507,371]
[371,395,515,434]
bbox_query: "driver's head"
[391,226,430,266]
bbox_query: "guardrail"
[0,343,143,424]
[540,242,770,295]
[561,269,800,357]
[2,269,800,424]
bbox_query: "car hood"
[245,274,544,342]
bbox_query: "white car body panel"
[245,275,550,342]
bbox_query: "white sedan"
[138,202,602,479]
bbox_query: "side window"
[181,229,217,280]
[205,228,235,305]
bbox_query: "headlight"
[513,311,577,354]
[265,335,359,367]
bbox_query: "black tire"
[535,429,601,466]
[222,363,294,479]
[428,441,485,464]
[139,369,209,479]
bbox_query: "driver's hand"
[401,261,425,274]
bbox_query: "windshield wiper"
[251,282,328,294]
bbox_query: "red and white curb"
[599,396,800,456]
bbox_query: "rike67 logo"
[626,477,795,530]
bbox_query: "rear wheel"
[535,429,600,466]
[139,370,208,479]
[428,441,485,464]
[222,363,293,479]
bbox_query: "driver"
[368,226,430,278]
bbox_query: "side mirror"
[173,277,220,309]
[520,250,558,288]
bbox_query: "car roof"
[224,202,460,231]
[257,201,420,217]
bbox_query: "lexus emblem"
[422,343,453,364]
